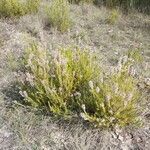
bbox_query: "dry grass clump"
[18,43,141,128]
[106,9,120,25]
[0,0,40,18]
[46,0,72,33]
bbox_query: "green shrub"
[81,56,140,127]
[19,43,99,116]
[0,0,25,17]
[46,0,72,32]
[25,0,41,14]
[0,0,40,18]
[19,43,141,128]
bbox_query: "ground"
[0,2,150,150]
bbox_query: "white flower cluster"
[25,72,34,86]
[89,80,100,93]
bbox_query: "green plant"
[46,0,72,32]
[81,56,141,127]
[19,43,98,116]
[127,49,143,63]
[19,43,141,128]
[106,9,119,25]
[0,0,25,17]
[26,0,41,14]
[0,0,40,18]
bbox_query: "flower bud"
[96,87,100,93]
[89,81,94,89]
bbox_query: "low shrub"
[26,0,41,14]
[81,56,140,127]
[0,0,40,18]
[46,0,72,33]
[19,43,141,128]
[19,43,99,116]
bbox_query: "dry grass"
[0,1,150,149]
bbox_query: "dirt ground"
[0,2,150,150]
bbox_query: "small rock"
[120,144,129,150]
[111,132,118,139]
[118,135,124,142]
[137,136,143,143]
[144,78,150,86]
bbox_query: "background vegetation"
[94,0,150,13]
[0,0,40,17]
[46,0,72,32]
